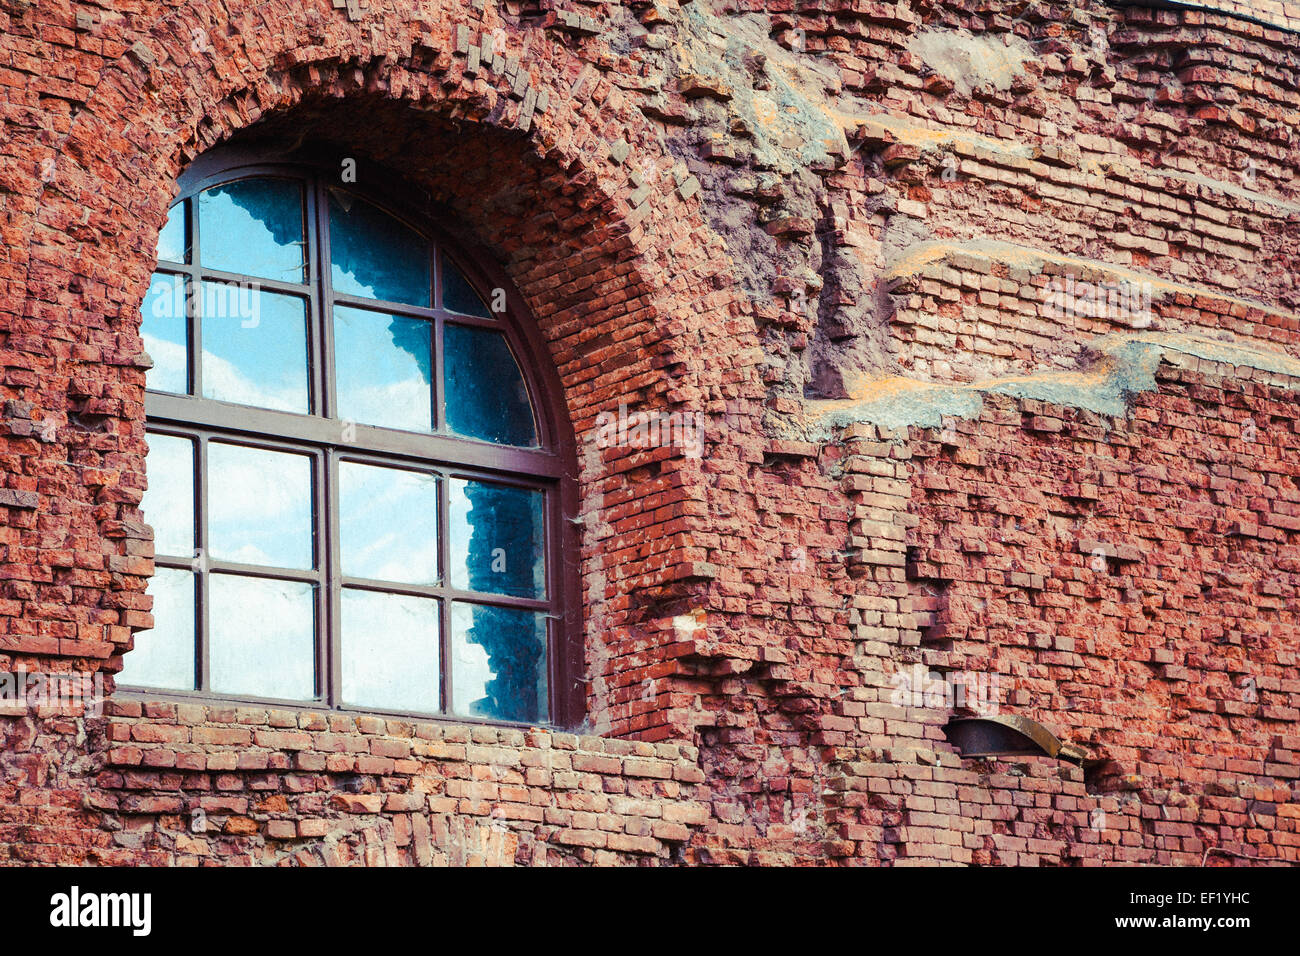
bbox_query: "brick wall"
[0,0,1296,864]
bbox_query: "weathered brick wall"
[1,0,1296,864]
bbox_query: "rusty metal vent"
[944,715,1088,764]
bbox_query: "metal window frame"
[127,149,585,729]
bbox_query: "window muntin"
[122,163,564,726]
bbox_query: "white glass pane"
[339,462,438,585]
[341,589,440,713]
[143,433,194,557]
[209,574,315,700]
[119,568,195,690]
[208,443,313,570]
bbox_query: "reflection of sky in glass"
[341,589,439,712]
[452,602,546,723]
[333,305,431,432]
[143,433,194,557]
[449,478,544,598]
[141,272,187,394]
[201,283,308,414]
[119,568,195,690]
[339,462,438,584]
[208,443,313,570]
[444,324,537,446]
[157,200,188,263]
[209,574,315,700]
[328,190,430,305]
[199,179,305,283]
[441,255,490,317]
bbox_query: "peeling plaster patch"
[907,28,1034,97]
[808,332,1300,436]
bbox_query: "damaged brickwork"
[0,0,1297,864]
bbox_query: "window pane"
[201,283,309,414]
[452,602,547,723]
[140,272,188,394]
[450,478,545,599]
[198,178,305,283]
[119,567,195,690]
[208,443,313,570]
[209,574,315,700]
[328,190,429,305]
[444,324,537,446]
[333,305,431,432]
[341,589,440,713]
[157,200,189,264]
[339,462,438,585]
[441,254,491,317]
[144,433,194,557]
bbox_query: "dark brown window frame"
[127,146,585,729]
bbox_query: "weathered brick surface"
[1,0,1297,864]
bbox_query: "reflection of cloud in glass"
[341,589,439,712]
[119,568,195,690]
[209,574,314,700]
[328,190,430,306]
[201,285,308,414]
[198,179,305,284]
[142,434,194,557]
[334,306,431,432]
[208,444,313,570]
[339,463,438,584]
[140,273,187,394]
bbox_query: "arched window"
[120,149,579,727]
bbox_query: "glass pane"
[450,478,545,599]
[328,190,430,305]
[144,433,194,557]
[441,254,491,317]
[198,178,305,283]
[333,305,431,432]
[157,200,188,263]
[118,568,195,690]
[201,283,309,414]
[341,589,440,713]
[208,443,313,570]
[444,324,537,446]
[339,462,438,585]
[209,574,315,700]
[140,272,188,394]
[452,602,547,723]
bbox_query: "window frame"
[126,147,584,729]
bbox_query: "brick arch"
[15,0,767,734]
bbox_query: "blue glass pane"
[157,200,189,263]
[441,255,491,317]
[198,178,305,283]
[333,305,431,432]
[444,324,537,446]
[328,190,430,305]
[144,433,194,557]
[140,272,188,394]
[201,282,308,413]
[118,567,195,690]
[339,462,439,585]
[209,574,315,700]
[452,602,547,723]
[450,478,545,599]
[342,589,440,713]
[208,443,313,570]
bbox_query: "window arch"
[120,148,580,727]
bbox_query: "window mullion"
[195,434,210,693]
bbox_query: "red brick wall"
[1,0,1296,864]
